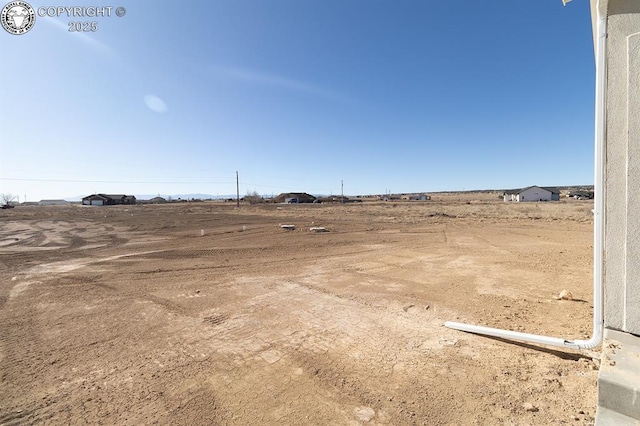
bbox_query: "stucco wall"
[604,0,640,334]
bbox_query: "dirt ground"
[0,197,599,425]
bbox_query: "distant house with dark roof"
[82,194,136,206]
[503,186,560,202]
[274,192,317,203]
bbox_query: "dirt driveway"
[0,199,599,425]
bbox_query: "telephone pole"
[236,171,240,208]
[341,180,344,204]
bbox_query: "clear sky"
[0,0,595,201]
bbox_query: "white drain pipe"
[445,1,607,351]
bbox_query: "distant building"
[82,194,137,206]
[410,194,431,201]
[147,196,167,204]
[274,192,317,203]
[503,186,560,202]
[566,191,594,200]
[400,193,431,201]
[317,195,355,203]
[38,199,69,206]
[355,194,381,201]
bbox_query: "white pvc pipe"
[445,2,607,351]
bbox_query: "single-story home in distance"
[82,194,137,206]
[273,192,317,203]
[38,199,69,206]
[317,195,357,203]
[503,186,560,202]
[401,193,431,201]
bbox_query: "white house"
[503,186,560,202]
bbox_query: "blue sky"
[1,0,595,200]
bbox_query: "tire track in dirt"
[105,235,129,249]
[145,294,191,316]
[121,245,380,280]
[64,234,87,251]
[0,406,59,426]
[203,313,228,327]
[0,294,62,425]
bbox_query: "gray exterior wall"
[604,0,640,334]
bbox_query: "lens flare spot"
[144,95,167,113]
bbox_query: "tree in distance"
[244,190,263,205]
[1,193,17,209]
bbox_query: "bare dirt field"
[0,196,599,425]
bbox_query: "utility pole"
[341,180,344,204]
[236,171,240,208]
